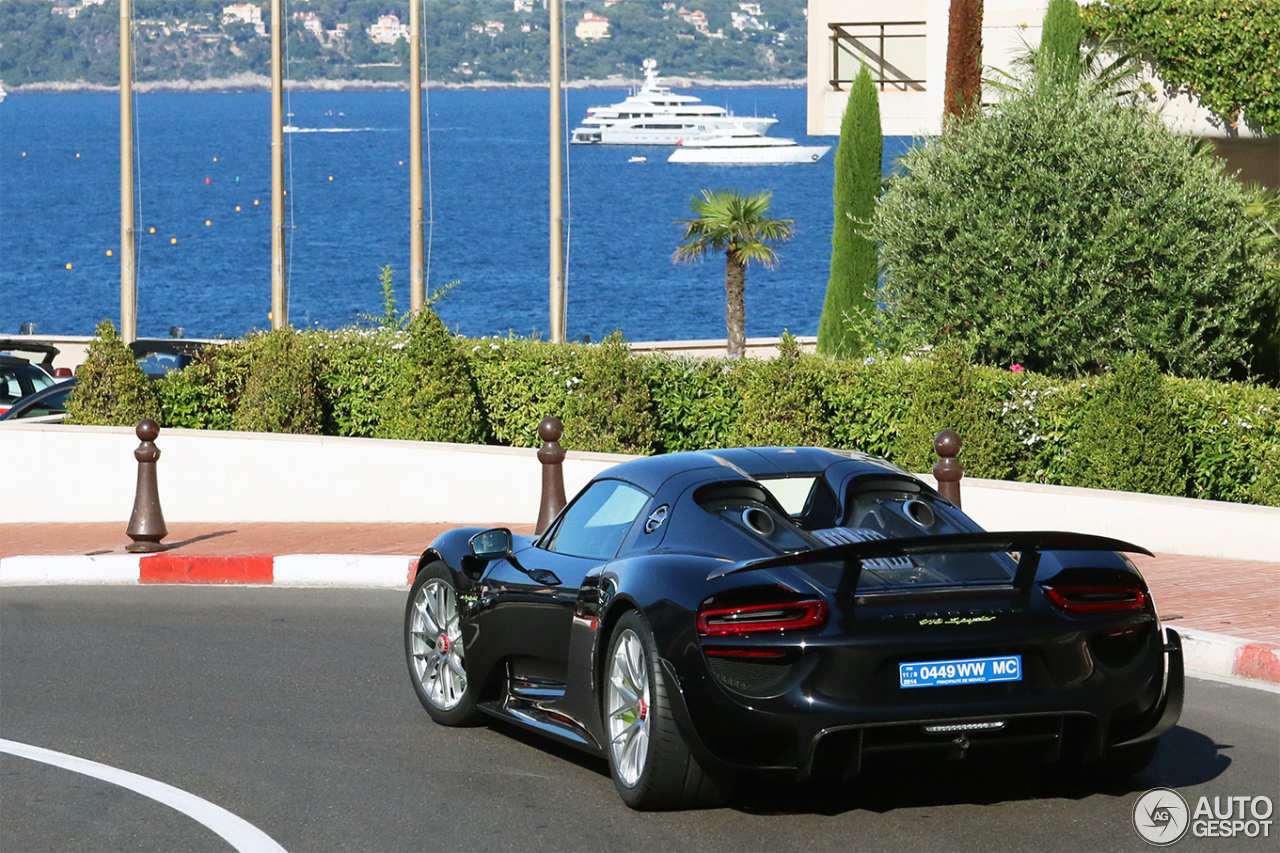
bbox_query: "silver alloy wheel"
[408,578,467,711]
[606,628,652,788]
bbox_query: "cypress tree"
[1038,0,1083,87]
[943,0,984,122]
[817,64,881,359]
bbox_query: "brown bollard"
[126,418,169,553]
[933,429,963,508]
[535,416,567,534]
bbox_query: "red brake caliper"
[638,697,647,721]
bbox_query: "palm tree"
[674,190,794,356]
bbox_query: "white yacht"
[571,59,776,145]
[668,133,831,165]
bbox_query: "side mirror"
[469,528,513,561]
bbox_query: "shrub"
[1171,377,1280,505]
[311,326,412,437]
[646,354,744,453]
[65,319,159,426]
[374,309,487,444]
[230,330,324,434]
[873,69,1271,381]
[1082,0,1280,134]
[729,335,833,447]
[1068,353,1185,495]
[156,343,248,431]
[470,334,657,454]
[823,356,914,459]
[888,343,1020,481]
[99,325,1279,508]
[562,333,658,454]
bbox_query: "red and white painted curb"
[2,554,1276,688]
[0,553,416,588]
[1178,627,1280,687]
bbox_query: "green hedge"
[132,320,1280,507]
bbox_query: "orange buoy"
[171,238,177,244]
[213,157,218,162]
[254,200,259,205]
[149,227,156,234]
[75,153,80,158]
[65,262,73,269]
[328,176,334,181]
[235,206,241,212]
[205,177,211,185]
[106,250,113,256]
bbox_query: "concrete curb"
[3,553,1277,688]
[0,553,417,588]
[1177,627,1280,687]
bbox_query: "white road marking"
[0,738,287,852]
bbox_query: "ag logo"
[1133,788,1190,846]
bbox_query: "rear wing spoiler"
[707,530,1152,601]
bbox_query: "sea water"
[0,89,911,342]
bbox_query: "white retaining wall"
[1,423,1275,562]
[0,423,627,524]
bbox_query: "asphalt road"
[1,587,1276,853]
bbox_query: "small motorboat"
[668,133,831,165]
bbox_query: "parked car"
[404,447,1183,810]
[0,355,59,417]
[0,378,76,423]
[130,339,205,376]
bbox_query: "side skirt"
[477,675,604,756]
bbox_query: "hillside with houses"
[0,0,810,87]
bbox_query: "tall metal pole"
[548,0,565,343]
[270,0,288,329]
[119,0,137,344]
[409,0,425,313]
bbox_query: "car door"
[474,479,652,692]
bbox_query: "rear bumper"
[665,627,1184,780]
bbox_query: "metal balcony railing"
[829,21,927,91]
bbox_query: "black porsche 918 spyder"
[404,447,1183,810]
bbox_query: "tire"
[604,611,732,810]
[405,562,482,726]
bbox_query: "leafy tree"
[872,4,1271,380]
[942,0,983,122]
[673,189,794,357]
[818,63,880,359]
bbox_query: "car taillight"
[1042,582,1149,614]
[697,600,827,636]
